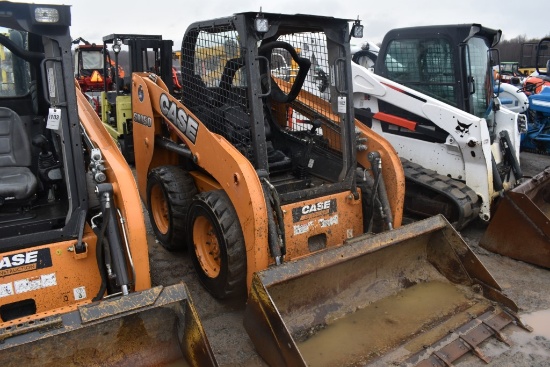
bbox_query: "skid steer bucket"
[244,215,529,367]
[480,167,550,268]
[0,283,217,367]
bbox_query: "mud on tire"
[187,190,246,299]
[146,166,197,251]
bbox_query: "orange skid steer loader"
[132,11,530,366]
[0,3,216,366]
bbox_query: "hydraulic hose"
[96,183,131,295]
[499,130,523,181]
[92,210,109,302]
[368,152,394,230]
[491,154,504,193]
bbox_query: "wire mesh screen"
[271,32,343,154]
[181,25,254,162]
[180,26,345,172]
[276,32,331,102]
[384,39,457,107]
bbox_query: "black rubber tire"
[146,166,197,251]
[187,190,246,299]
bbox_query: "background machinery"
[520,41,548,76]
[99,34,174,163]
[132,11,529,366]
[481,38,550,268]
[352,24,550,268]
[520,39,550,154]
[0,3,216,366]
[520,38,550,154]
[493,81,529,114]
[73,37,117,94]
[519,41,549,98]
[72,37,124,115]
[352,24,526,229]
[498,61,525,85]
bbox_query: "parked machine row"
[131,11,532,366]
[1,2,548,366]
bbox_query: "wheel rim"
[150,184,169,235]
[192,215,221,278]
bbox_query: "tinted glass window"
[0,28,30,97]
[384,38,456,107]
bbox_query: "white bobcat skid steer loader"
[352,24,526,228]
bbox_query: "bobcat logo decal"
[455,120,473,137]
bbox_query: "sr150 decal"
[133,112,152,127]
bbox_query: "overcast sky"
[31,0,548,47]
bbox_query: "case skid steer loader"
[352,24,550,268]
[0,3,217,366]
[132,12,530,366]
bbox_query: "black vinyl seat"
[0,107,37,203]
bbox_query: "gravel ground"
[144,151,550,367]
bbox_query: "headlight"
[351,19,363,38]
[255,17,269,33]
[34,7,59,23]
[517,113,527,134]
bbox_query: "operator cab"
[0,4,88,252]
[180,13,358,202]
